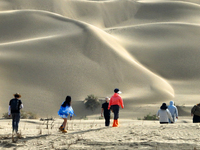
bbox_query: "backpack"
[10,99,20,111]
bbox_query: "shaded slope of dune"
[107,23,200,80]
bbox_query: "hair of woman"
[61,96,71,107]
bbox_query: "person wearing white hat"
[101,97,111,126]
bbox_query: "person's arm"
[175,107,178,119]
[20,103,23,109]
[70,106,74,120]
[108,98,112,110]
[120,97,124,109]
[8,105,11,116]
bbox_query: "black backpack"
[10,99,20,111]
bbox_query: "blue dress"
[58,103,75,118]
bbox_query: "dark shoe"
[59,126,63,131]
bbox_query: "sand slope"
[0,0,200,118]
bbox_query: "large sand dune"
[0,0,200,118]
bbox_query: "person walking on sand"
[191,103,200,123]
[168,101,178,123]
[8,93,23,135]
[101,97,111,126]
[58,96,75,133]
[108,88,124,127]
[156,103,173,124]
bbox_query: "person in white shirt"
[157,103,173,124]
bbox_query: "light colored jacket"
[168,101,178,118]
[157,109,173,122]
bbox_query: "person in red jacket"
[108,88,124,127]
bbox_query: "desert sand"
[1,0,200,148]
[0,118,200,150]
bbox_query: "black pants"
[111,105,119,120]
[193,115,200,123]
[160,122,168,124]
[104,115,110,126]
[12,113,20,132]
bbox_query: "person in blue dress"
[58,96,75,133]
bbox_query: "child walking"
[58,96,75,133]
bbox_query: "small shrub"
[84,94,100,111]
[2,110,38,119]
[143,113,158,120]
[27,112,38,119]
[2,113,11,119]
[21,110,28,119]
[81,115,88,120]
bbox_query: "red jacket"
[108,93,124,110]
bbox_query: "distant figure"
[156,103,173,124]
[108,88,124,127]
[101,97,110,126]
[168,101,178,123]
[8,93,23,134]
[191,103,200,123]
[58,96,75,133]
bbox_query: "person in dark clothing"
[8,93,23,134]
[101,97,110,126]
[191,103,200,123]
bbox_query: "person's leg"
[108,115,110,126]
[112,105,119,120]
[62,118,67,133]
[115,106,119,126]
[105,116,110,126]
[63,118,67,129]
[112,105,119,127]
[112,106,116,126]
[104,116,107,126]
[114,106,119,120]
[12,113,16,132]
[15,113,20,133]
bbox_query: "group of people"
[156,102,200,124]
[101,88,124,127]
[156,101,178,124]
[8,89,200,135]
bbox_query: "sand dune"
[0,0,200,118]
